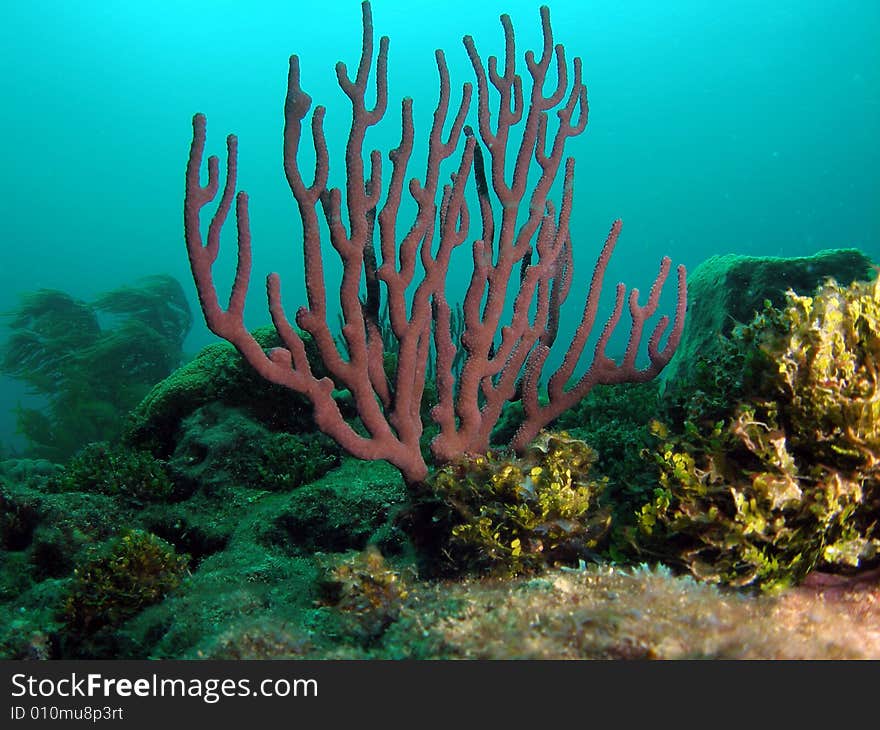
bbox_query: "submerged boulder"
[661,247,874,386]
[125,326,324,457]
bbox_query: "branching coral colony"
[183,1,686,487]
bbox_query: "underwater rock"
[256,458,407,556]
[0,478,126,560]
[377,563,880,659]
[125,326,333,457]
[114,459,408,659]
[166,402,341,496]
[0,475,132,658]
[661,247,874,387]
[0,458,62,484]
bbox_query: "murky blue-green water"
[1,0,877,451]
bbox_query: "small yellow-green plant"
[318,546,411,644]
[64,529,188,635]
[429,432,611,576]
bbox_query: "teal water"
[0,0,877,451]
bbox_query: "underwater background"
[1,0,877,452]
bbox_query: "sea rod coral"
[183,1,686,485]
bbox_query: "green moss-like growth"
[636,275,880,591]
[425,432,611,576]
[258,457,406,556]
[0,460,126,589]
[251,431,341,491]
[0,485,41,552]
[166,404,340,496]
[554,381,664,532]
[52,442,173,503]
[63,529,188,637]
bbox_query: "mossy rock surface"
[166,403,341,497]
[255,457,407,556]
[662,248,874,386]
[114,457,408,658]
[125,326,327,456]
